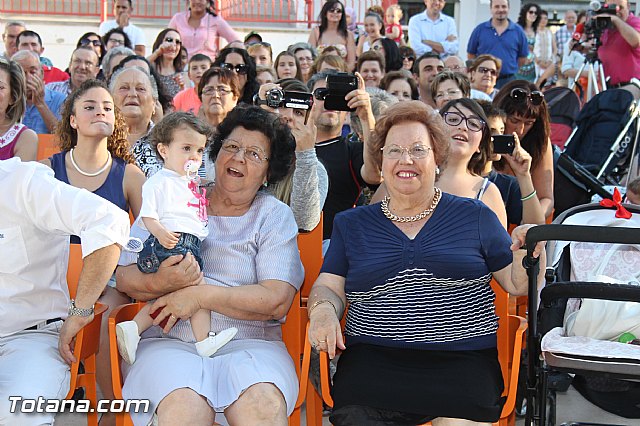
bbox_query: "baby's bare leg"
[190,309,212,342]
[131,303,155,335]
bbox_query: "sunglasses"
[164,37,182,45]
[313,87,329,101]
[81,38,102,47]
[221,62,249,75]
[402,55,415,61]
[328,7,343,14]
[477,66,497,76]
[510,88,544,106]
[528,9,538,15]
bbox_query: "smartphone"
[324,72,358,112]
[492,134,515,155]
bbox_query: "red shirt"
[599,13,640,85]
[43,66,69,84]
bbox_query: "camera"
[492,134,515,155]
[254,89,314,123]
[264,88,285,108]
[324,72,358,112]
[585,1,617,39]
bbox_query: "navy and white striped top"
[322,192,513,351]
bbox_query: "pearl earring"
[263,181,268,187]
[435,166,440,175]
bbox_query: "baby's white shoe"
[195,327,238,357]
[116,321,141,365]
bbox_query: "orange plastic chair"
[308,279,527,426]
[108,302,143,426]
[36,134,60,161]
[283,216,324,426]
[65,244,108,426]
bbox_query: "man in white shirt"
[408,0,459,59]
[99,0,146,56]
[0,159,130,425]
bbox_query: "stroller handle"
[525,224,640,254]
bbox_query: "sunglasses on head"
[164,37,182,45]
[221,62,249,75]
[81,38,102,47]
[510,88,544,106]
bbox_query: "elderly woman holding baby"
[115,105,304,425]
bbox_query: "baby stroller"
[544,87,582,151]
[554,89,640,218]
[523,202,640,426]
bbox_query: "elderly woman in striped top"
[307,101,545,426]
[116,105,304,426]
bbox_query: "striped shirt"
[322,192,513,351]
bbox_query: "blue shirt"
[321,193,513,351]
[23,89,66,134]
[467,19,529,77]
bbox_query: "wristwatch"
[68,299,95,317]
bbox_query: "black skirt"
[330,343,505,423]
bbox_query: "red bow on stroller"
[599,187,632,219]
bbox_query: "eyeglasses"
[528,9,538,15]
[442,111,485,132]
[221,63,249,75]
[108,38,125,46]
[164,37,182,45]
[81,38,102,47]
[221,140,269,164]
[477,66,498,77]
[297,56,313,63]
[313,87,329,101]
[434,89,461,100]
[381,144,432,159]
[445,65,464,71]
[402,55,415,62]
[328,7,343,14]
[510,88,544,106]
[202,86,233,97]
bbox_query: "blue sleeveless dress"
[50,151,129,243]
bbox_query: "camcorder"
[585,1,618,37]
[257,88,314,124]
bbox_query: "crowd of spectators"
[2,0,640,425]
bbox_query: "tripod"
[569,52,607,103]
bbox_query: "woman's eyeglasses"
[510,88,544,106]
[442,111,485,132]
[108,38,125,46]
[402,55,415,62]
[201,86,232,97]
[381,144,432,160]
[221,63,249,75]
[528,9,538,15]
[81,39,102,47]
[477,66,497,77]
[164,37,182,45]
[328,7,343,14]
[434,89,462,101]
[221,140,269,164]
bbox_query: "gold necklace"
[381,188,442,223]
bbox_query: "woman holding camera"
[493,80,554,218]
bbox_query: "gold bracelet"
[308,299,338,317]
